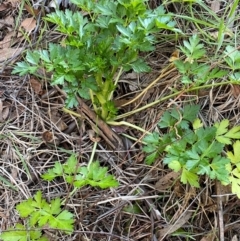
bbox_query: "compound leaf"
[181,168,199,187]
[227,141,240,164]
[16,199,35,217]
[50,210,74,233]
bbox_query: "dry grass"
[1,0,240,241]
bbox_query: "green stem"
[121,133,147,145]
[61,141,98,205]
[113,81,233,120]
[108,67,123,101]
[88,141,98,170]
[107,120,151,134]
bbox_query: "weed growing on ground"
[174,34,227,85]
[143,104,240,197]
[12,0,180,120]
[0,155,118,241]
[41,154,119,189]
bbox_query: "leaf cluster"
[143,104,240,190]
[224,45,240,82]
[13,0,179,120]
[0,191,74,241]
[143,104,200,165]
[174,35,227,85]
[0,223,48,241]
[41,154,119,189]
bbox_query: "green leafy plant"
[174,35,227,85]
[41,154,119,189]
[0,191,74,241]
[0,154,118,241]
[0,223,48,241]
[224,45,240,83]
[143,104,240,197]
[12,0,179,120]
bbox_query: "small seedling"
[0,191,74,241]
[0,154,118,241]
[41,154,119,189]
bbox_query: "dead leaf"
[6,0,21,7]
[157,211,192,239]
[0,31,15,48]
[200,232,217,241]
[24,4,40,17]
[21,17,36,33]
[169,49,180,62]
[4,15,14,28]
[155,172,179,190]
[48,110,68,131]
[231,235,238,241]
[30,78,43,95]
[2,103,9,120]
[0,3,10,17]
[0,47,23,62]
[0,4,8,12]
[210,0,220,13]
[42,131,54,143]
[124,72,138,80]
[232,84,240,98]
[88,129,101,142]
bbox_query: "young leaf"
[209,156,230,183]
[182,104,200,122]
[41,162,63,181]
[16,198,35,217]
[49,210,74,233]
[225,126,240,139]
[229,175,240,198]
[168,160,182,172]
[181,168,200,187]
[180,34,205,61]
[227,141,240,164]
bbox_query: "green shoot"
[41,154,119,189]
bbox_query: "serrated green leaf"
[50,210,74,233]
[50,198,62,215]
[38,214,51,227]
[130,58,151,73]
[63,154,78,174]
[41,162,63,181]
[216,135,231,145]
[215,119,229,135]
[227,141,240,164]
[192,118,203,130]
[26,51,40,65]
[209,156,230,183]
[174,59,187,74]
[230,176,240,198]
[145,151,159,165]
[34,191,43,208]
[181,168,199,187]
[16,199,35,217]
[168,160,181,172]
[29,211,41,226]
[86,161,119,188]
[182,104,200,122]
[143,132,160,145]
[0,224,27,241]
[225,126,240,139]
